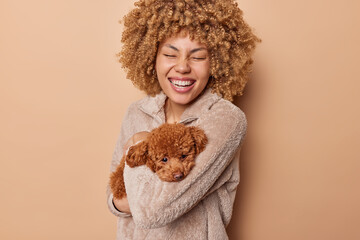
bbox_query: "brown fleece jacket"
[107,88,247,240]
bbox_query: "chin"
[168,94,194,106]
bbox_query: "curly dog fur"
[110,123,208,200]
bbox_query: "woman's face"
[155,34,210,106]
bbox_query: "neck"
[165,99,187,123]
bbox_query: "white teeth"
[170,80,194,87]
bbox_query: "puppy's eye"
[161,157,168,163]
[181,154,187,159]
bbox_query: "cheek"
[192,63,210,79]
[156,166,175,182]
[183,158,196,174]
[202,63,211,78]
[156,57,174,74]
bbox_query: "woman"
[107,0,259,239]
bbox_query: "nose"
[174,59,190,74]
[173,172,184,181]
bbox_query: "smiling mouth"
[169,78,196,88]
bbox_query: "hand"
[123,131,149,152]
[133,131,149,143]
[113,196,131,214]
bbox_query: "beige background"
[1,0,359,239]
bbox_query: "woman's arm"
[124,103,247,228]
[106,103,142,217]
[112,131,150,213]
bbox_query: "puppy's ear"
[125,141,148,168]
[189,126,208,154]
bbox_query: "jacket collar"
[138,88,221,124]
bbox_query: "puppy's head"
[146,123,208,182]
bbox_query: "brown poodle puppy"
[110,123,208,200]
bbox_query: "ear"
[189,126,208,154]
[125,141,148,168]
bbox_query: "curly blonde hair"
[118,0,260,101]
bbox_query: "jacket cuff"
[107,193,132,218]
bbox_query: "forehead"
[149,139,193,157]
[148,126,193,156]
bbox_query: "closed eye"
[164,54,176,58]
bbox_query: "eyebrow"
[165,44,207,54]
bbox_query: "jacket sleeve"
[106,103,137,217]
[123,103,247,229]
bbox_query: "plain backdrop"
[1,0,359,239]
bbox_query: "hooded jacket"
[107,89,247,240]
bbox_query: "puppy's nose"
[173,172,184,181]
